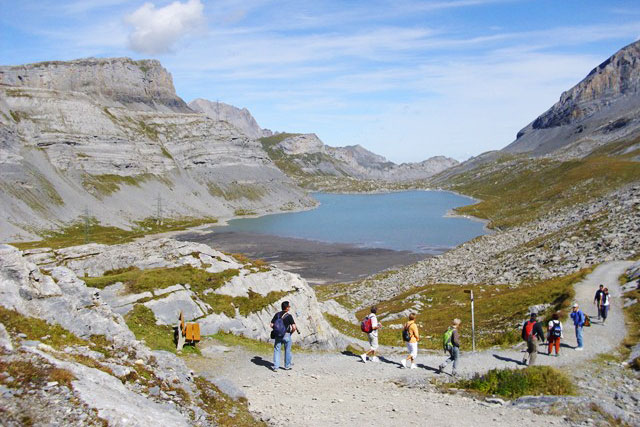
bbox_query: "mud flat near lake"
[177,231,427,284]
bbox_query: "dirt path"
[186,261,632,426]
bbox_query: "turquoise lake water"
[219,191,487,254]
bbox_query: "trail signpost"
[464,289,476,352]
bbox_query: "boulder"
[144,290,205,325]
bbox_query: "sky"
[2,1,640,162]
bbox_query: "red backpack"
[361,316,373,333]
[523,320,536,340]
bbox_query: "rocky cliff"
[188,98,272,140]
[0,58,313,242]
[504,40,640,157]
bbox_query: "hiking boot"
[371,356,380,362]
[522,356,527,365]
[360,354,367,363]
[575,347,584,351]
[410,363,417,369]
[401,359,407,368]
[283,366,292,370]
[437,364,445,373]
[271,367,278,372]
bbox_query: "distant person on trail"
[547,312,563,357]
[360,306,381,363]
[401,313,420,369]
[521,312,544,365]
[270,301,296,371]
[594,284,604,320]
[600,288,611,324]
[438,318,461,377]
[570,303,585,351]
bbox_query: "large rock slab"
[144,290,204,325]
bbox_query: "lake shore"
[176,230,427,285]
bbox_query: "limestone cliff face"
[0,58,191,113]
[268,133,459,182]
[188,98,272,139]
[0,58,313,241]
[505,40,640,157]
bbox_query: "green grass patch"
[83,265,239,293]
[329,270,587,350]
[234,208,256,216]
[81,173,153,197]
[160,146,173,159]
[0,306,86,350]
[195,376,266,426]
[449,155,640,229]
[0,359,75,389]
[124,304,199,355]
[12,216,217,250]
[453,366,575,398]
[0,168,64,214]
[209,332,273,354]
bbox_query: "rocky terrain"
[188,98,273,140]
[0,58,313,242]
[261,133,459,186]
[503,40,640,159]
[0,236,347,425]
[324,184,639,309]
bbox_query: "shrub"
[454,366,575,398]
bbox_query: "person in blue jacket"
[570,303,585,351]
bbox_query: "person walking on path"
[361,306,381,363]
[594,284,604,320]
[570,303,586,350]
[600,288,611,324]
[438,318,461,377]
[401,313,420,369]
[547,312,563,356]
[270,301,296,371]
[521,312,545,365]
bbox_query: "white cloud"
[125,0,205,55]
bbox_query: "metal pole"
[470,290,476,352]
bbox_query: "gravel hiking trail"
[186,261,632,426]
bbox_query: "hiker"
[521,312,544,365]
[270,301,296,371]
[594,284,604,320]
[600,287,610,324]
[547,312,563,356]
[570,303,585,351]
[438,318,461,377]
[401,313,420,369]
[360,306,381,363]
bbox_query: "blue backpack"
[273,312,288,338]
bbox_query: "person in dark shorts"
[521,312,544,365]
[270,301,297,371]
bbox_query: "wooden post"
[464,289,476,352]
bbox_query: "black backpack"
[550,321,561,338]
[402,324,411,342]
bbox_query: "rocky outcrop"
[504,40,640,157]
[0,58,191,113]
[0,58,314,241]
[23,238,343,349]
[188,98,272,139]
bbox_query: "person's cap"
[530,312,537,318]
[452,318,461,326]
[573,303,579,308]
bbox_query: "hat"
[530,312,537,318]
[572,303,579,308]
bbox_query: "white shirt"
[368,313,379,337]
[547,320,563,336]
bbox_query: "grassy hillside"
[321,269,588,350]
[446,144,640,229]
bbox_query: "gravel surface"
[186,261,634,426]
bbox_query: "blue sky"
[2,0,640,162]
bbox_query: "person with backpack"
[521,312,544,365]
[570,303,585,351]
[600,288,610,324]
[594,284,604,320]
[360,306,381,363]
[438,318,461,377]
[270,301,296,371]
[400,313,420,369]
[547,312,563,356]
